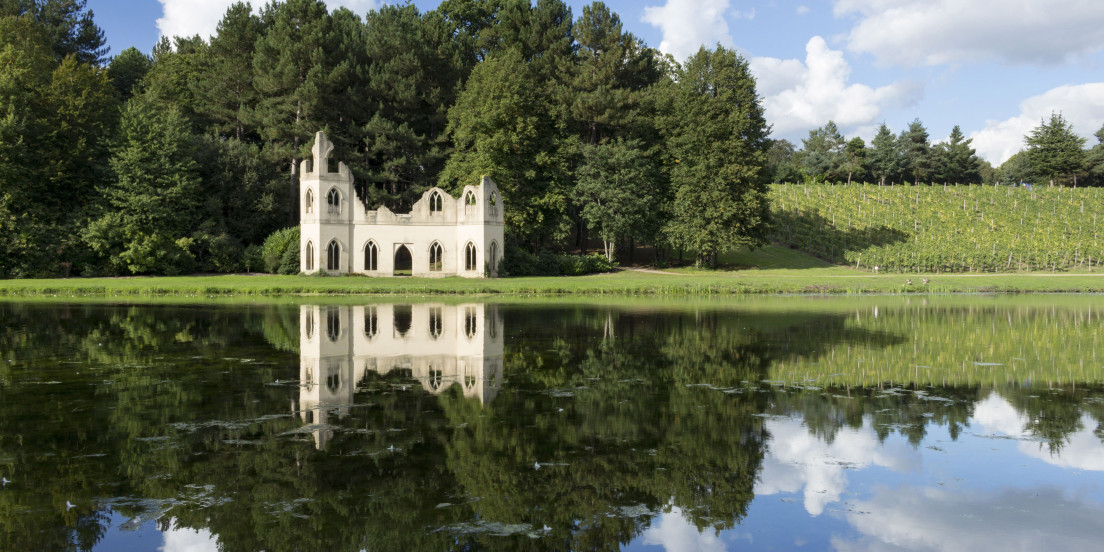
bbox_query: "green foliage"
[577,139,660,261]
[500,247,615,276]
[242,244,264,272]
[105,46,150,100]
[440,48,571,244]
[83,95,200,275]
[277,240,300,275]
[0,0,108,64]
[770,182,1104,273]
[663,45,770,267]
[1024,112,1087,186]
[261,226,299,274]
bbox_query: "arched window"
[327,240,340,271]
[465,242,477,271]
[429,307,442,339]
[327,188,340,214]
[429,242,443,272]
[429,190,443,213]
[305,189,314,214]
[464,307,477,339]
[429,367,443,391]
[488,241,499,275]
[305,308,314,340]
[305,242,314,271]
[464,190,477,216]
[326,361,341,392]
[326,307,340,341]
[364,306,378,339]
[488,192,498,216]
[364,241,378,271]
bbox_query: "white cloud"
[642,0,734,63]
[754,415,920,516]
[834,0,1104,67]
[969,83,1104,165]
[795,5,810,15]
[641,506,728,552]
[159,521,218,552]
[156,0,381,41]
[834,486,1104,552]
[750,36,923,140]
[972,392,1104,471]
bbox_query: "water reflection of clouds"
[755,417,920,515]
[640,506,728,552]
[159,521,217,552]
[833,486,1104,552]
[972,392,1104,471]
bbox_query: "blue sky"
[85,0,1104,165]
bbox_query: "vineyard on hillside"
[768,183,1104,273]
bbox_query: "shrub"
[261,227,299,273]
[501,247,617,276]
[277,243,300,275]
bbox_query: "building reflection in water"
[296,303,504,448]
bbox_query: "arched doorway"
[393,244,412,276]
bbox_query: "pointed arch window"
[305,241,314,271]
[327,188,340,214]
[326,360,341,392]
[305,189,314,214]
[488,241,499,275]
[305,308,315,340]
[429,306,442,339]
[464,307,477,339]
[327,240,340,271]
[429,366,443,391]
[465,242,477,271]
[364,306,378,339]
[464,190,477,216]
[364,241,378,271]
[488,192,498,217]
[429,242,443,272]
[326,307,340,341]
[429,190,443,213]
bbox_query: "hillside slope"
[769,183,1104,273]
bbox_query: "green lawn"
[4,247,1104,297]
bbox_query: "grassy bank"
[4,264,1104,296]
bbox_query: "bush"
[261,227,299,273]
[277,242,300,275]
[500,247,617,276]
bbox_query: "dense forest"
[0,0,771,277]
[3,1,1102,278]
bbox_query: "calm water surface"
[1,297,1103,551]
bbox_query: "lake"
[1,296,1103,551]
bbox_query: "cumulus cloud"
[641,506,728,552]
[969,83,1104,165]
[972,392,1104,471]
[160,521,218,552]
[642,0,734,63]
[755,415,920,516]
[750,36,923,139]
[834,486,1104,552]
[156,0,381,41]
[834,0,1104,67]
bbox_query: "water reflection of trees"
[1,301,1103,551]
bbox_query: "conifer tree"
[868,123,901,185]
[84,96,201,274]
[1025,112,1086,186]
